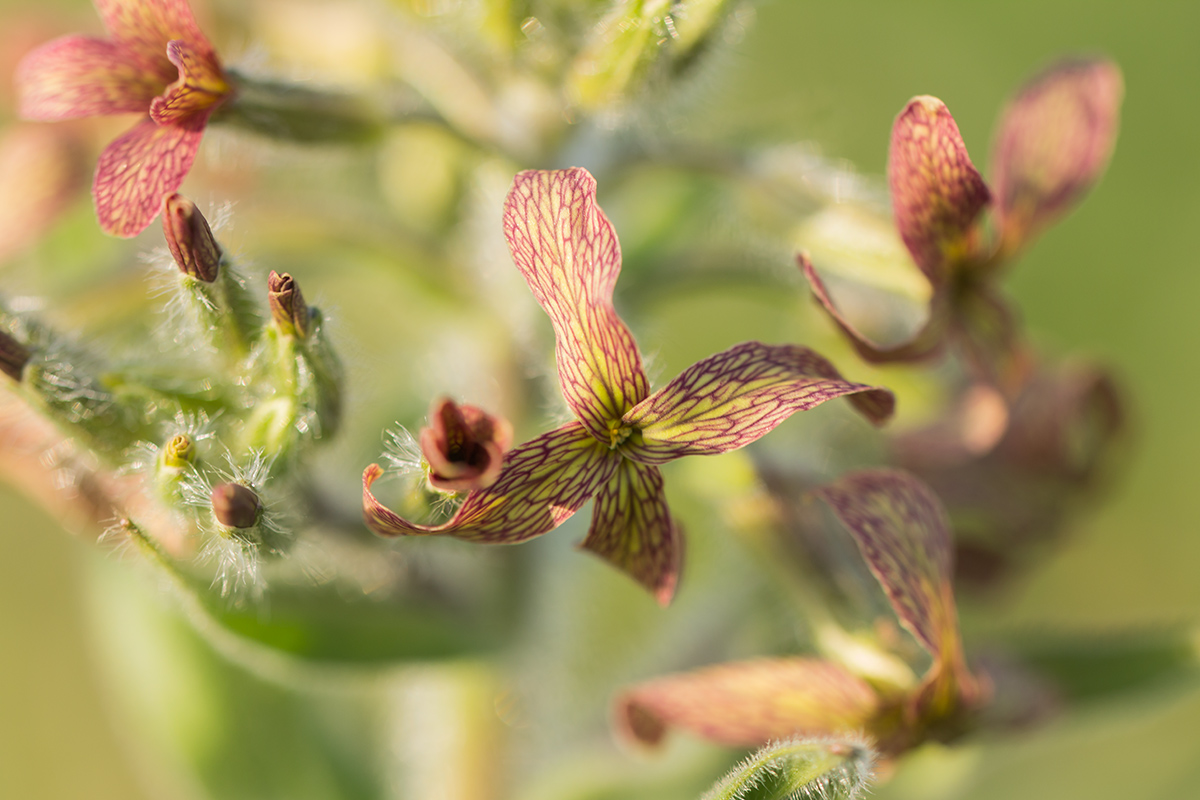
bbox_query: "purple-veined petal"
[815,469,957,661]
[991,58,1123,249]
[799,252,949,365]
[364,421,620,543]
[95,0,214,84]
[503,168,651,445]
[16,35,162,120]
[149,39,231,125]
[92,113,207,238]
[619,341,894,466]
[615,658,881,747]
[889,96,991,279]
[581,459,682,605]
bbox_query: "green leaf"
[701,737,875,800]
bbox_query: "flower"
[17,0,233,238]
[616,469,989,757]
[363,168,894,605]
[419,397,513,493]
[800,59,1122,385]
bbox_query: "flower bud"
[419,397,513,493]
[163,194,221,282]
[161,433,196,469]
[0,329,30,382]
[267,270,309,338]
[211,482,261,529]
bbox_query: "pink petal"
[799,252,949,365]
[16,35,161,120]
[581,460,682,605]
[149,39,231,125]
[814,469,959,664]
[619,341,894,466]
[889,96,991,279]
[93,114,206,238]
[503,168,651,445]
[616,658,880,747]
[95,0,215,84]
[991,59,1124,249]
[364,421,620,542]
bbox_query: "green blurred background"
[2,0,1198,797]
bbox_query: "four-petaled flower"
[420,397,514,493]
[801,59,1123,386]
[18,0,233,238]
[617,469,989,758]
[363,168,894,605]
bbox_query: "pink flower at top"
[17,0,233,238]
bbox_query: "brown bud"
[211,482,261,529]
[267,271,309,338]
[163,193,221,282]
[0,329,30,382]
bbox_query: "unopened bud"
[163,194,221,282]
[0,329,29,381]
[161,434,195,469]
[211,482,261,529]
[267,271,309,338]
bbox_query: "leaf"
[701,737,875,800]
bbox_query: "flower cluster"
[364,168,894,604]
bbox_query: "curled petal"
[991,58,1123,248]
[616,658,880,747]
[17,35,162,120]
[93,114,206,237]
[582,460,682,605]
[503,168,651,445]
[619,341,894,466]
[96,0,214,83]
[889,96,991,278]
[149,39,231,125]
[815,469,962,668]
[364,421,619,543]
[799,252,949,365]
[419,397,514,493]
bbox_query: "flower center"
[608,421,632,449]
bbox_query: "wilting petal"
[93,114,206,238]
[616,658,881,747]
[581,459,681,605]
[17,35,162,120]
[364,421,620,543]
[419,397,514,493]
[815,470,959,662]
[799,252,949,365]
[889,96,991,279]
[991,59,1123,248]
[95,0,213,84]
[503,168,651,445]
[619,341,894,466]
[149,39,231,125]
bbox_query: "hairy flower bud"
[161,433,196,469]
[419,397,513,493]
[0,329,30,381]
[163,194,221,282]
[267,271,309,338]
[211,482,261,529]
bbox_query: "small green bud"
[268,271,309,339]
[211,482,261,530]
[0,329,30,382]
[161,433,196,469]
[163,194,222,283]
